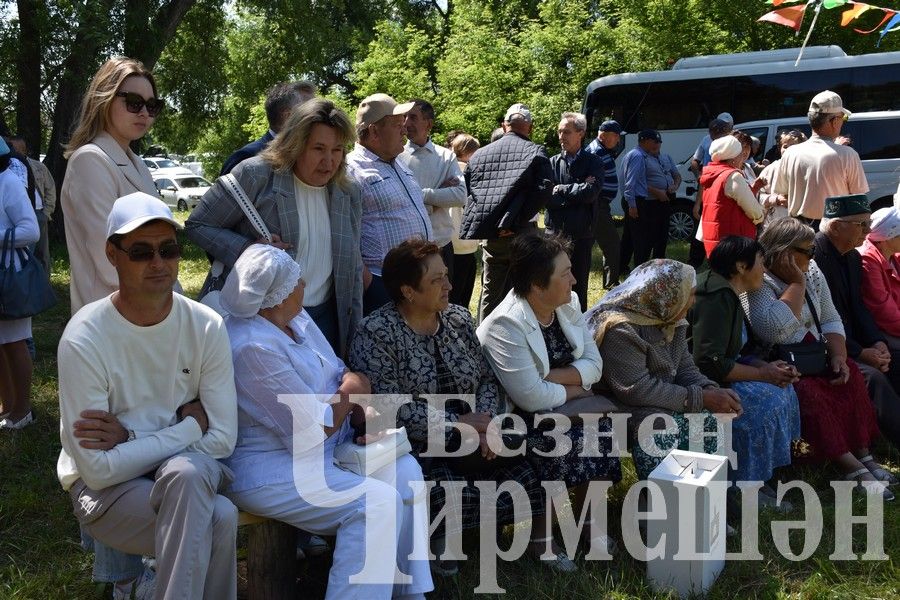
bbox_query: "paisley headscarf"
[586,259,696,344]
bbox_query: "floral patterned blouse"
[348,302,504,453]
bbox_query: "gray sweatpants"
[69,452,238,600]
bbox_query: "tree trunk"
[45,0,196,241]
[246,520,297,599]
[15,0,43,158]
[125,0,197,70]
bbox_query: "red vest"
[700,161,757,256]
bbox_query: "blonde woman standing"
[62,56,164,314]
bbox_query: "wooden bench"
[238,512,298,599]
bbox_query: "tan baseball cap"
[356,93,415,128]
[809,90,851,117]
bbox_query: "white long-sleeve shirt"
[401,139,466,247]
[57,294,237,491]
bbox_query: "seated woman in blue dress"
[220,244,432,599]
[690,235,801,509]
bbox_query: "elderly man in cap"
[347,93,433,315]
[57,192,239,599]
[814,194,900,455]
[620,129,673,268]
[459,102,553,320]
[585,120,622,288]
[775,90,869,227]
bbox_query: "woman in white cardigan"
[477,231,621,569]
[61,56,164,314]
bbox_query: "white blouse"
[224,311,345,492]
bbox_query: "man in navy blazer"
[219,80,316,175]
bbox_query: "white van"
[735,111,900,212]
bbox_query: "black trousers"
[449,252,477,309]
[570,237,594,313]
[623,197,669,269]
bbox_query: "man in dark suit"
[545,112,604,312]
[219,80,316,175]
[814,193,900,451]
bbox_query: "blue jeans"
[80,527,144,582]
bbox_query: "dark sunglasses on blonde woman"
[115,92,165,117]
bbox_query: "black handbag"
[0,228,56,320]
[774,292,828,376]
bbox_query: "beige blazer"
[61,132,158,314]
[476,289,603,412]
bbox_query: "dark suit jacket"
[813,232,886,358]
[545,149,605,240]
[219,131,275,176]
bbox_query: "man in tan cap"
[347,93,433,315]
[774,90,868,226]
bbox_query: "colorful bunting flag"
[760,0,900,45]
[758,5,808,31]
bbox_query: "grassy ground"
[1,219,898,599]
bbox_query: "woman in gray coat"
[186,98,363,357]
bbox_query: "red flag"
[758,6,808,31]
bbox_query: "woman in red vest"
[700,134,764,256]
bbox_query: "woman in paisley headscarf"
[587,259,743,480]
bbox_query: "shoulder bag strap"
[221,173,272,243]
[803,290,824,337]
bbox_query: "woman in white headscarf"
[699,135,764,257]
[220,244,432,600]
[859,206,900,340]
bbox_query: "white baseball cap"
[504,103,533,123]
[809,90,851,117]
[106,192,182,239]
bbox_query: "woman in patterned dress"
[348,238,548,575]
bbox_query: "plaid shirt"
[347,144,433,274]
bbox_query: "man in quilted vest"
[459,103,553,321]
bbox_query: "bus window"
[733,70,853,121]
[851,63,900,111]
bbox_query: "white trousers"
[228,429,432,600]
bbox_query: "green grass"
[1,223,898,599]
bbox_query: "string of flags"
[759,0,900,46]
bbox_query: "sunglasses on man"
[116,92,165,118]
[112,240,182,262]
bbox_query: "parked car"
[143,156,194,177]
[154,174,212,211]
[179,153,206,177]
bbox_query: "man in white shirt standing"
[401,99,466,282]
[775,90,869,227]
[57,192,239,600]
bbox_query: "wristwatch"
[126,429,136,442]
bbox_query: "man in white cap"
[57,192,238,600]
[347,93,433,315]
[775,90,868,226]
[459,102,553,320]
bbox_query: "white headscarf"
[868,207,900,243]
[709,136,742,162]
[219,244,302,318]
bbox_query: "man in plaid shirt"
[347,93,433,315]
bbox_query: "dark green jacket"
[690,270,744,384]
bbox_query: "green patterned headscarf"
[587,259,696,344]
